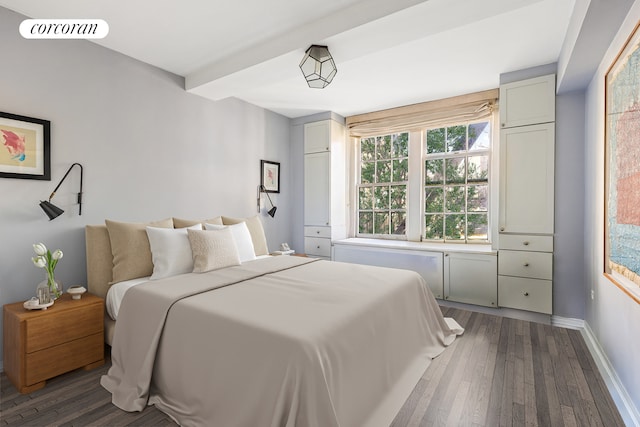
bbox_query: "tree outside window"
[424,122,490,242]
[358,133,408,236]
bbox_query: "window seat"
[333,238,496,255]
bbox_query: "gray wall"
[0,7,292,366]
[554,90,587,319]
[584,0,640,420]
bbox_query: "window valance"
[346,89,499,138]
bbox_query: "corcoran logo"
[19,19,109,39]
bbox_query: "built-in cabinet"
[333,240,497,305]
[303,120,346,259]
[497,74,555,315]
[444,252,497,307]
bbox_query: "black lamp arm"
[49,162,83,215]
[261,185,275,207]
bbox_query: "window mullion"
[406,130,423,241]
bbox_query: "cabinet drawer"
[499,234,553,252]
[498,250,552,280]
[25,304,102,353]
[304,226,331,238]
[25,332,103,386]
[498,276,552,314]
[305,237,331,257]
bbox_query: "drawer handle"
[523,241,530,246]
[524,263,530,267]
[317,245,320,249]
[524,292,529,297]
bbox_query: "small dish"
[23,300,54,310]
[67,286,87,300]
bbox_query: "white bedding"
[105,255,273,320]
[105,277,150,320]
[102,256,463,426]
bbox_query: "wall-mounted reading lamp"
[39,162,83,220]
[257,185,277,218]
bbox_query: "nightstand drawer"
[498,250,552,280]
[25,332,103,386]
[305,237,331,257]
[25,304,102,353]
[498,276,552,314]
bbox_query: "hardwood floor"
[0,306,625,426]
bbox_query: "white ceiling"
[0,0,580,118]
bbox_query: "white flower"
[52,249,63,260]
[33,243,47,256]
[32,256,46,268]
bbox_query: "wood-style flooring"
[0,306,625,426]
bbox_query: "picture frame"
[261,160,280,193]
[604,20,640,303]
[0,111,50,180]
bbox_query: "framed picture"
[604,20,640,302]
[0,112,50,180]
[261,160,280,193]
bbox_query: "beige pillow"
[187,228,240,273]
[173,216,223,228]
[221,215,269,256]
[106,218,174,283]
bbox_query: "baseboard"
[582,322,640,427]
[438,299,552,325]
[551,315,584,330]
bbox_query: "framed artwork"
[604,20,640,302]
[0,112,50,180]
[261,160,280,193]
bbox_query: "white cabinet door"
[500,74,555,129]
[304,121,330,154]
[444,252,497,307]
[304,152,330,226]
[499,123,555,234]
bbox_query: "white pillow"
[204,222,256,263]
[187,228,241,273]
[146,224,202,280]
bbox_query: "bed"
[86,217,463,427]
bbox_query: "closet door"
[304,152,330,226]
[498,123,555,234]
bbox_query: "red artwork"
[615,103,640,225]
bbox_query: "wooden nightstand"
[3,292,105,394]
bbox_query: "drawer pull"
[317,245,320,249]
[524,263,530,267]
[316,230,320,234]
[523,241,530,246]
[524,292,529,297]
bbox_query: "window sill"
[333,237,496,255]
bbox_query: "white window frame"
[354,113,499,245]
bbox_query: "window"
[424,121,491,242]
[357,133,408,236]
[356,121,492,242]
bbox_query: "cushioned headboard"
[85,224,114,300]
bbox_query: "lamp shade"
[39,200,64,220]
[267,206,277,218]
[299,45,337,88]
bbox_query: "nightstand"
[3,292,105,394]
